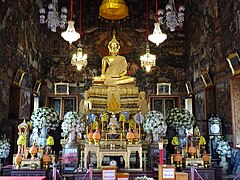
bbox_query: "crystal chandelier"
[61,0,80,44]
[140,44,156,72]
[148,0,167,46]
[158,0,185,32]
[71,0,87,71]
[140,0,156,72]
[39,0,68,32]
[71,42,88,71]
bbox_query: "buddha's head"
[108,30,120,55]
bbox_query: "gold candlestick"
[86,126,88,136]
[139,125,141,139]
[102,121,104,132]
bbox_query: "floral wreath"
[0,135,10,158]
[143,110,167,137]
[61,111,85,137]
[30,107,60,131]
[166,108,195,130]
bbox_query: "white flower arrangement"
[30,107,60,131]
[61,111,85,137]
[135,176,153,180]
[166,108,195,130]
[0,135,10,158]
[216,140,231,158]
[143,110,167,137]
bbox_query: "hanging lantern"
[99,0,129,20]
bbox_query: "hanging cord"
[70,0,73,21]
[155,0,158,22]
[79,0,82,36]
[146,0,149,42]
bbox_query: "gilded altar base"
[88,83,139,116]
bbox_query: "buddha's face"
[109,42,120,55]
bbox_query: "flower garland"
[30,107,60,131]
[143,110,167,137]
[61,111,85,137]
[46,136,54,146]
[171,136,179,146]
[166,108,195,130]
[0,135,10,158]
[199,136,206,146]
[216,139,231,158]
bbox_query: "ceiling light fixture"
[140,0,156,72]
[39,0,68,32]
[61,0,80,44]
[71,0,87,71]
[148,0,167,46]
[158,0,185,32]
[99,0,129,20]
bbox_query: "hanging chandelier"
[99,0,129,20]
[140,0,156,72]
[39,0,68,32]
[71,0,87,71]
[72,42,88,70]
[140,44,156,72]
[61,0,80,44]
[158,0,185,32]
[148,0,167,46]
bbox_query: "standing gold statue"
[79,90,92,115]
[138,91,149,116]
[93,30,135,86]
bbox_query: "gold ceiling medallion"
[99,0,129,20]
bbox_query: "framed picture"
[185,81,193,95]
[157,83,171,95]
[200,71,213,88]
[226,52,240,75]
[33,80,41,94]
[54,82,69,95]
[19,88,31,119]
[149,95,180,116]
[13,69,25,86]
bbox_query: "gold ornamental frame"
[13,69,25,86]
[54,82,69,95]
[157,83,171,95]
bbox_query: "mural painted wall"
[185,0,239,136]
[0,0,41,124]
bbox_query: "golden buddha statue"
[93,30,135,86]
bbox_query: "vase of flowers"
[216,139,231,174]
[61,111,85,138]
[143,110,167,142]
[0,135,10,170]
[166,108,195,130]
[30,107,60,131]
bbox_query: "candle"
[139,125,141,139]
[122,121,125,132]
[102,121,104,132]
[120,132,122,141]
[86,126,88,136]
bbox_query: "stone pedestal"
[219,156,228,174]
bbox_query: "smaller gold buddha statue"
[93,30,135,86]
[108,114,119,134]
